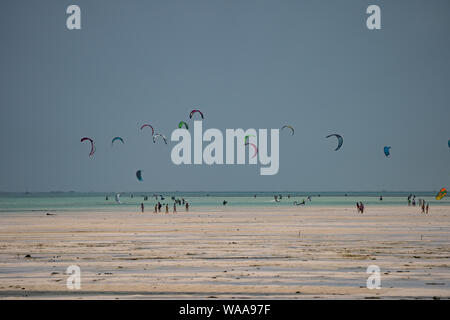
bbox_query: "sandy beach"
[0,205,449,299]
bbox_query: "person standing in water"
[173,203,177,213]
[140,203,144,213]
[165,204,169,214]
[154,204,157,213]
[185,202,189,212]
[426,203,429,214]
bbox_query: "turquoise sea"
[0,191,448,212]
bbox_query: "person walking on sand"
[154,204,157,213]
[165,204,169,213]
[421,201,425,214]
[173,203,177,213]
[158,202,162,213]
[140,203,144,213]
[185,202,189,212]
[426,203,429,214]
[356,202,360,213]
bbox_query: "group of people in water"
[108,193,435,215]
[407,194,430,214]
[140,197,189,214]
[141,199,189,213]
[274,194,290,202]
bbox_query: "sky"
[0,0,449,192]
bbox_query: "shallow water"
[0,192,450,212]
[0,191,448,212]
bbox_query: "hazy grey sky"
[1,0,449,192]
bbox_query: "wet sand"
[0,205,449,299]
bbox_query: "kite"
[111,137,124,146]
[136,170,143,181]
[436,188,447,200]
[153,133,168,144]
[178,121,189,129]
[189,109,204,119]
[384,146,391,157]
[140,124,155,136]
[326,134,343,151]
[246,142,258,159]
[80,137,95,157]
[281,125,294,135]
[244,134,256,144]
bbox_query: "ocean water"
[0,192,448,213]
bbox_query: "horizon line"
[0,190,439,194]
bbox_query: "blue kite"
[384,146,391,157]
[111,137,124,146]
